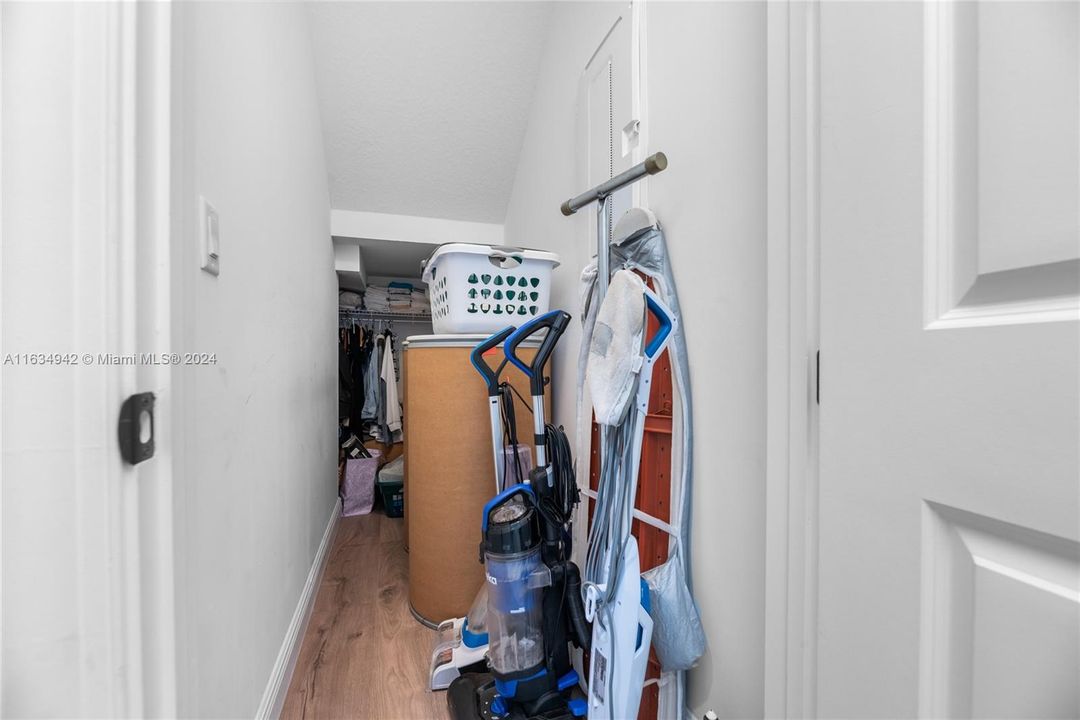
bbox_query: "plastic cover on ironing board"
[642,542,705,671]
[576,211,701,715]
[586,270,645,426]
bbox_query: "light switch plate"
[200,196,220,276]
[621,118,640,157]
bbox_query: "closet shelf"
[339,308,433,322]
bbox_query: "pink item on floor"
[341,448,383,517]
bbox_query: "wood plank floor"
[282,513,450,720]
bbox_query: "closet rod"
[338,309,432,322]
[559,151,667,217]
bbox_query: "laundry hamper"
[421,243,560,334]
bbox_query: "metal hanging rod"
[559,152,667,216]
[338,308,432,322]
[560,151,668,309]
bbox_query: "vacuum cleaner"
[431,326,530,691]
[448,310,592,720]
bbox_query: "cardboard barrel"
[402,334,550,626]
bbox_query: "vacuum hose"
[561,562,591,654]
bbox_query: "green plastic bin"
[377,456,405,518]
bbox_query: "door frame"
[63,3,176,715]
[763,2,821,718]
[94,2,179,715]
[132,2,178,716]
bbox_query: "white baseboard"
[256,498,341,720]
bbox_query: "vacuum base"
[447,673,581,720]
[429,616,489,691]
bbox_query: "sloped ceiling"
[307,2,554,224]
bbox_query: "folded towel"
[339,290,363,308]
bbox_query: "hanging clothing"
[339,324,367,427]
[375,334,387,439]
[338,310,405,445]
[381,331,402,435]
[349,326,367,432]
[361,330,379,421]
[339,329,353,419]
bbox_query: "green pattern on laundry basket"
[451,265,548,320]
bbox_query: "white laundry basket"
[422,244,560,334]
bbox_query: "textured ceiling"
[307,2,554,224]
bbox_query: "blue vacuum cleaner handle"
[504,310,572,396]
[470,326,516,397]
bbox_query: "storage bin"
[378,480,404,518]
[422,243,560,334]
[378,456,405,518]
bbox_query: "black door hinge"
[815,350,821,405]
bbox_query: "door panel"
[816,2,1079,717]
[584,11,636,234]
[925,0,1080,328]
[1,3,173,715]
[921,503,1080,719]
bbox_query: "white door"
[815,1,1079,717]
[581,5,638,237]
[1,3,175,716]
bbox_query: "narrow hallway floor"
[282,512,450,719]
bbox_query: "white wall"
[170,3,338,717]
[503,3,768,717]
[331,209,505,247]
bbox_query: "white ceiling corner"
[307,2,554,224]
